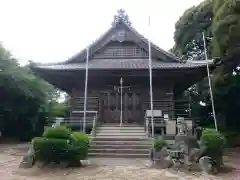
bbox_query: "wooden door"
[101,90,142,124]
[122,92,141,124]
[102,92,120,123]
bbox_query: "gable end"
[65,10,180,64]
[92,41,148,59]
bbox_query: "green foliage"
[199,128,226,165]
[69,132,90,159]
[43,126,71,139]
[200,128,226,150]
[172,0,240,135]
[214,73,240,132]
[173,0,213,60]
[212,0,240,71]
[33,127,89,163]
[0,43,51,139]
[154,137,167,151]
[47,100,70,119]
[33,137,70,162]
[0,43,70,140]
[70,132,90,146]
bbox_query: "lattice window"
[92,42,148,58]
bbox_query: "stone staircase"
[89,124,151,158]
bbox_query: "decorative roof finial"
[112,9,132,26]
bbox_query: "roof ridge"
[121,21,181,62]
[65,23,118,64]
[62,10,181,64]
[31,58,210,70]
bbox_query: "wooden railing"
[143,98,193,118]
[143,97,199,137]
[65,110,98,137]
[71,97,99,112]
[69,96,99,136]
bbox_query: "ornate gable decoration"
[90,9,150,59]
[110,29,126,42]
[112,9,132,26]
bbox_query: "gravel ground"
[0,144,239,180]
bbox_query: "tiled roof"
[64,13,181,64]
[33,59,211,70]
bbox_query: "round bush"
[200,128,226,150]
[33,137,70,163]
[70,132,89,145]
[43,126,71,139]
[199,128,226,167]
[32,128,90,164]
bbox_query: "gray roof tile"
[34,59,210,70]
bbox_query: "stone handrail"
[91,114,98,137]
[145,116,149,136]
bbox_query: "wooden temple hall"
[31,10,210,136]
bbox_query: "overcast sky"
[0,0,203,65]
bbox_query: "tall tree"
[212,0,240,79]
[0,43,69,140]
[172,0,213,61]
[171,0,214,127]
[171,0,240,133]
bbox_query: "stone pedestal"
[185,120,193,135]
[166,120,176,135]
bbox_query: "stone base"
[35,160,83,168]
[199,156,218,174]
[19,147,36,169]
[68,160,82,167]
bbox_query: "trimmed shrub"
[150,137,168,161]
[199,128,226,166]
[200,129,226,150]
[70,132,89,145]
[69,132,90,160]
[33,137,70,163]
[43,126,71,139]
[33,127,90,164]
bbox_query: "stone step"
[96,132,146,136]
[88,152,149,158]
[92,137,151,141]
[95,136,148,139]
[89,148,149,154]
[96,129,146,133]
[96,136,147,139]
[92,140,152,145]
[96,132,146,135]
[99,124,143,127]
[91,142,151,149]
[96,133,147,136]
[97,128,145,131]
[97,126,145,130]
[97,129,145,132]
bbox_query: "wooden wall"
[67,86,174,128]
[67,89,100,129]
